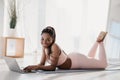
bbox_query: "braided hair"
[41,26,56,55]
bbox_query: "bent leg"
[88,42,98,58]
[69,42,107,69]
[84,42,107,69]
[68,53,106,69]
[97,42,108,67]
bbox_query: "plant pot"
[9,29,17,37]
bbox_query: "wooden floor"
[0,54,120,80]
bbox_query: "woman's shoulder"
[51,43,61,51]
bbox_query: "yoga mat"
[35,64,120,74]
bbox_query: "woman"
[24,26,108,72]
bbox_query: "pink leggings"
[68,42,108,69]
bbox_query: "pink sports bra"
[46,50,68,66]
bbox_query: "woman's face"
[41,33,53,48]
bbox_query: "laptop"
[3,57,36,73]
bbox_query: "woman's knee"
[100,62,108,68]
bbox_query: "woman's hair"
[41,26,56,55]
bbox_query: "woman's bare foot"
[97,31,107,42]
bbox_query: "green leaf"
[10,17,16,29]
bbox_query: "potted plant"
[8,0,17,29]
[7,0,17,37]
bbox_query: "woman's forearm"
[36,65,56,71]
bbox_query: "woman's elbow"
[49,66,56,71]
[43,66,56,71]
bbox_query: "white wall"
[0,0,4,54]
[37,0,46,50]
[0,0,4,34]
[45,0,109,54]
[23,0,46,53]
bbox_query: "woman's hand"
[23,65,39,72]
